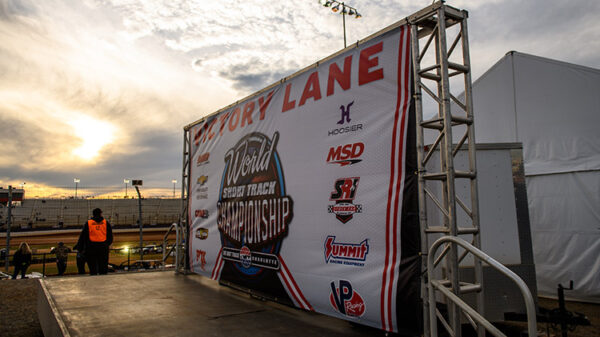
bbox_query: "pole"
[5,186,12,272]
[75,182,78,198]
[342,2,347,48]
[125,182,128,198]
[135,186,143,261]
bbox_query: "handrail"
[427,236,537,337]
[162,222,177,269]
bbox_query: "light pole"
[74,178,80,199]
[321,0,362,48]
[124,179,130,198]
[171,180,177,198]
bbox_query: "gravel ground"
[0,277,598,337]
[0,278,43,337]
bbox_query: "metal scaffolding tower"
[409,2,484,337]
[175,129,191,273]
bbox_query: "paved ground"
[38,271,383,337]
[1,273,598,337]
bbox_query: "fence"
[0,198,181,230]
[1,245,176,278]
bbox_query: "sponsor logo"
[195,209,209,218]
[196,193,208,200]
[337,101,354,125]
[197,175,208,185]
[217,132,293,277]
[329,280,365,317]
[328,177,362,223]
[195,228,208,240]
[196,249,207,271]
[328,124,363,137]
[196,186,208,193]
[221,246,280,270]
[328,101,363,137]
[327,142,364,166]
[324,236,369,266]
[196,152,210,166]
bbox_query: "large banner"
[187,25,419,333]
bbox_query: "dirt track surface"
[5,230,173,248]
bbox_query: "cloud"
[0,0,599,195]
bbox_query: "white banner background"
[188,25,412,332]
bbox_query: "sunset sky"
[1,0,599,198]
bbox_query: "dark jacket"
[75,216,114,254]
[13,250,32,267]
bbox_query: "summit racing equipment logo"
[326,142,364,166]
[197,175,208,185]
[329,280,365,317]
[217,132,293,276]
[324,236,369,266]
[328,177,362,224]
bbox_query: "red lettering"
[218,112,230,136]
[299,71,322,106]
[194,124,204,145]
[341,144,352,159]
[228,107,240,131]
[327,146,342,162]
[258,91,274,120]
[282,83,296,112]
[352,142,364,157]
[359,42,384,85]
[327,55,352,96]
[340,180,354,199]
[207,119,217,140]
[241,101,255,127]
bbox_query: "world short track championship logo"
[217,132,293,276]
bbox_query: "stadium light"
[124,179,130,198]
[172,180,177,198]
[74,178,80,198]
[319,0,362,48]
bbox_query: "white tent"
[467,51,600,303]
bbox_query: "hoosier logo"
[328,177,362,223]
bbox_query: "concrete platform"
[38,271,382,337]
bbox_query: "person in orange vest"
[75,208,114,275]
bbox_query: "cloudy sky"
[0,0,598,198]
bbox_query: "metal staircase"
[408,2,535,336]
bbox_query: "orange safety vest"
[88,219,107,242]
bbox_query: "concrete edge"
[37,279,71,337]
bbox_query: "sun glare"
[69,116,116,161]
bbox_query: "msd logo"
[327,142,364,166]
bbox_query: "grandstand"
[0,198,182,230]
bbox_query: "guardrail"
[1,245,176,278]
[427,236,537,337]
